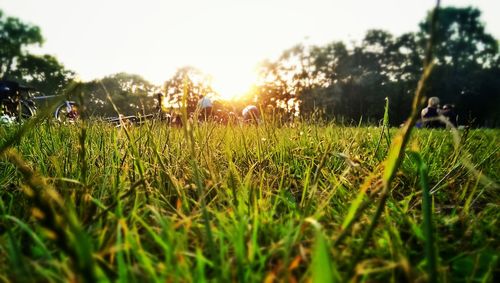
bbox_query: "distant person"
[197,95,213,121]
[441,104,457,127]
[156,92,163,111]
[242,105,260,123]
[171,113,183,127]
[421,97,443,128]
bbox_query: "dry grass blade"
[1,148,99,282]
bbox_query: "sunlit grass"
[0,121,498,282]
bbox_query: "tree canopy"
[0,10,74,95]
[162,66,217,113]
[249,6,499,126]
[77,73,158,117]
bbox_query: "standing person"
[156,92,165,119]
[197,95,213,121]
[156,92,163,111]
[421,97,443,128]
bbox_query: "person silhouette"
[242,105,260,124]
[441,104,457,127]
[197,95,213,121]
[421,97,443,128]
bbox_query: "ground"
[0,122,498,282]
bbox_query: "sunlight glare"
[210,67,258,101]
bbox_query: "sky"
[1,0,499,98]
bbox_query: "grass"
[0,120,498,282]
[1,2,498,281]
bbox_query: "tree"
[420,7,498,68]
[162,66,216,114]
[255,44,317,118]
[78,73,158,117]
[0,9,74,95]
[11,54,75,95]
[298,42,349,117]
[383,32,424,124]
[254,6,499,127]
[420,7,500,126]
[300,32,393,122]
[0,10,43,77]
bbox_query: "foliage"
[420,7,500,127]
[77,72,159,117]
[253,7,499,126]
[2,7,498,126]
[11,54,75,95]
[0,10,73,95]
[162,66,217,113]
[255,44,314,117]
[0,10,43,77]
[421,7,498,68]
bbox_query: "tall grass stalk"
[410,149,437,282]
[348,0,441,273]
[179,76,218,275]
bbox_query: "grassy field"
[0,121,498,282]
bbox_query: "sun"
[209,67,257,101]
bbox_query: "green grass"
[0,121,498,282]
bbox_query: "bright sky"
[1,0,499,99]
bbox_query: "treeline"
[0,10,159,117]
[252,7,499,126]
[1,7,498,126]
